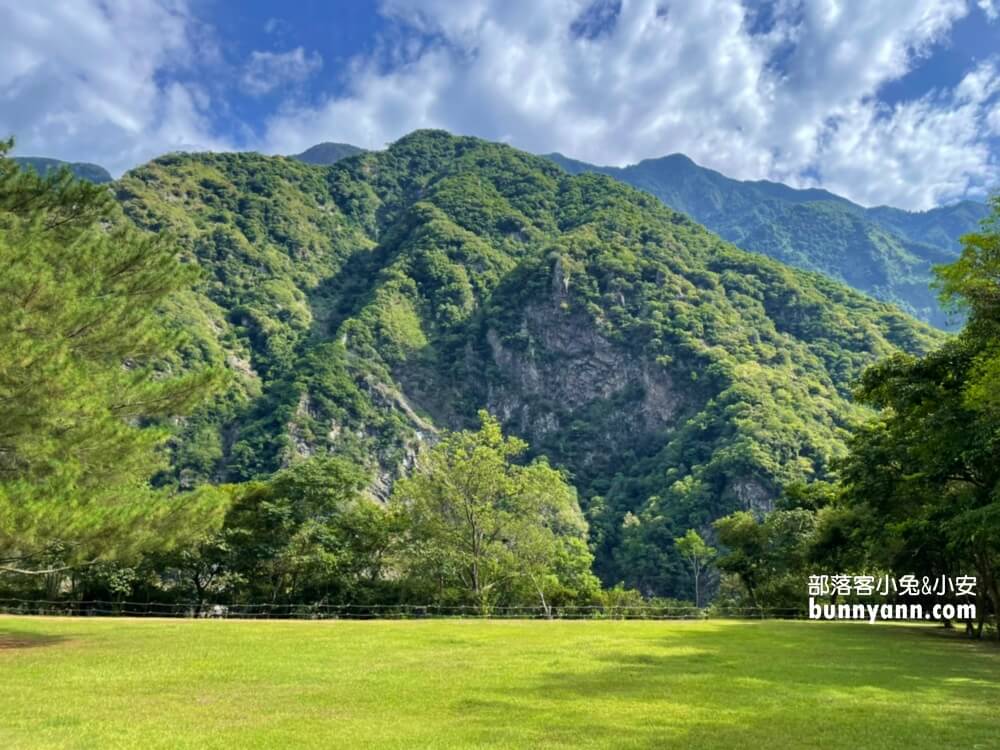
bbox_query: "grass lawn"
[0,617,998,749]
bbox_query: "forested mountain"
[545,152,989,328]
[292,142,366,165]
[13,156,112,183]
[114,130,940,594]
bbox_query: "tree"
[935,194,1000,415]
[214,456,389,606]
[390,411,597,614]
[142,529,240,616]
[674,529,715,608]
[837,342,1000,635]
[0,139,224,575]
[713,507,817,612]
[834,195,1000,637]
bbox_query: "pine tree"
[0,139,225,575]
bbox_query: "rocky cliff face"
[483,300,685,443]
[118,130,942,594]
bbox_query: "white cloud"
[0,0,229,176]
[814,62,1000,207]
[241,47,323,96]
[0,0,996,207]
[989,102,1000,135]
[264,17,290,35]
[260,0,998,209]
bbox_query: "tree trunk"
[532,576,552,620]
[693,559,701,609]
[974,553,999,641]
[192,574,205,617]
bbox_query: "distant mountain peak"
[13,156,112,184]
[541,149,988,328]
[292,142,365,166]
[649,153,696,167]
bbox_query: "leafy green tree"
[714,508,818,611]
[0,140,224,575]
[936,194,1000,414]
[390,411,597,614]
[712,199,1000,629]
[835,195,1000,636]
[143,529,242,615]
[674,529,715,608]
[217,456,390,606]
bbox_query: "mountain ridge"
[13,156,112,184]
[547,150,982,217]
[23,136,985,330]
[543,150,989,327]
[114,129,941,594]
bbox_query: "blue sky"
[1,0,998,209]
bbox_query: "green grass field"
[0,617,997,749]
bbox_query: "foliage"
[832,194,1000,634]
[0,140,225,574]
[136,456,393,609]
[935,194,1000,415]
[674,529,716,608]
[710,196,1000,633]
[390,411,598,613]
[107,130,941,598]
[713,507,818,611]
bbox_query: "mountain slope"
[544,152,989,328]
[866,200,988,251]
[116,131,941,595]
[13,156,112,183]
[292,142,365,165]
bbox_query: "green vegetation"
[145,455,390,612]
[12,130,998,626]
[91,129,940,600]
[0,141,224,574]
[714,499,824,612]
[835,195,1000,634]
[545,151,988,327]
[712,197,1000,635]
[92,416,599,614]
[0,617,997,749]
[391,411,598,614]
[674,529,715,608]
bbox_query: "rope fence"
[0,598,806,620]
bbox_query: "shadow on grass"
[0,630,68,650]
[457,623,1000,748]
